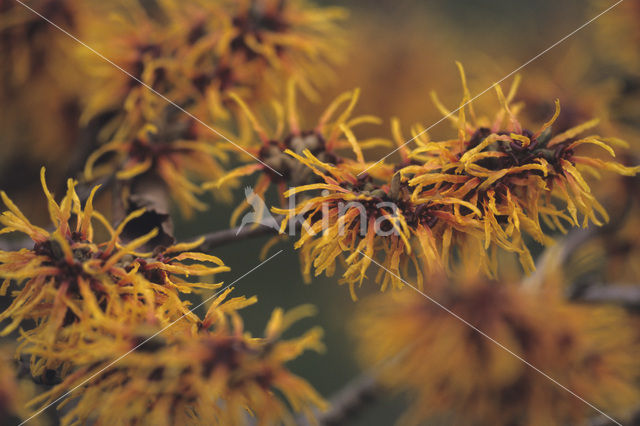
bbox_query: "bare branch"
[293,372,380,426]
[573,284,640,309]
[194,216,283,252]
[318,373,380,426]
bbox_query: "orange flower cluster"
[0,169,325,424]
[275,67,639,298]
[403,69,639,272]
[26,293,325,426]
[352,268,640,425]
[79,0,348,218]
[273,150,462,299]
[0,169,226,372]
[79,0,346,125]
[83,116,233,218]
[211,81,389,227]
[2,1,640,424]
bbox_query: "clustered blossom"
[2,1,640,424]
[273,150,475,298]
[84,112,233,218]
[79,0,347,126]
[0,169,324,424]
[79,0,348,218]
[25,293,326,426]
[275,66,639,298]
[352,268,640,425]
[210,81,388,228]
[403,68,639,272]
[160,0,347,118]
[0,169,227,373]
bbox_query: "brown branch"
[318,372,381,426]
[573,284,640,309]
[194,214,285,252]
[292,372,380,426]
[0,236,33,251]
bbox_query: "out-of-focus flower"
[589,0,640,148]
[28,292,326,426]
[209,82,389,227]
[76,0,175,128]
[352,271,640,425]
[80,0,350,217]
[400,64,640,272]
[162,0,347,119]
[78,0,347,127]
[592,0,640,77]
[0,347,38,425]
[0,169,229,376]
[84,109,233,218]
[559,203,640,293]
[0,0,80,84]
[0,0,86,194]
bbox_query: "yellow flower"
[0,0,86,173]
[401,64,640,272]
[353,271,640,426]
[78,0,347,126]
[28,293,326,426]
[118,239,231,324]
[76,0,175,126]
[0,168,228,376]
[84,113,233,218]
[275,66,639,296]
[220,0,347,96]
[160,0,347,117]
[209,81,389,228]
[274,149,485,299]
